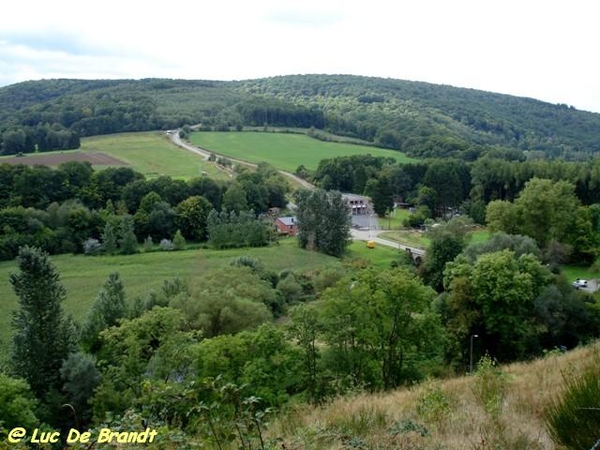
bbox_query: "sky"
[1,0,599,113]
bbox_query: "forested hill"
[1,74,600,160]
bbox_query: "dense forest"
[2,75,600,159]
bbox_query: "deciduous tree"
[295,189,351,257]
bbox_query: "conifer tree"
[81,272,126,352]
[118,214,138,254]
[101,219,118,255]
[10,246,75,398]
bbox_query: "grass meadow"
[345,240,408,269]
[189,131,417,172]
[0,237,403,364]
[80,132,230,180]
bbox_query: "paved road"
[168,130,315,189]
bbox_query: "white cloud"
[1,0,599,112]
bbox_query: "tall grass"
[266,341,600,449]
[545,351,600,449]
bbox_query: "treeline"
[0,161,289,260]
[1,123,80,154]
[3,75,600,159]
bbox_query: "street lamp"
[470,334,479,374]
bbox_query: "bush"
[230,255,264,272]
[143,235,153,252]
[472,354,508,418]
[416,380,450,425]
[173,230,186,251]
[545,355,600,450]
[159,239,175,251]
[83,238,102,255]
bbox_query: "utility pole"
[470,334,479,374]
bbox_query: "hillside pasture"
[0,132,232,180]
[79,132,230,179]
[189,131,417,172]
[0,236,408,365]
[0,239,342,364]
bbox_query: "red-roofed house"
[275,216,297,236]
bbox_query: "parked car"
[572,278,588,289]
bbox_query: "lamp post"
[470,334,479,374]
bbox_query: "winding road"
[167,130,426,255]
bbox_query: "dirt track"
[0,152,128,166]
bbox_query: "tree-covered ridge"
[240,75,600,158]
[1,75,600,159]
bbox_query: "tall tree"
[420,217,473,292]
[118,214,138,254]
[175,195,213,240]
[81,272,127,352]
[320,268,442,389]
[10,246,75,398]
[222,182,249,213]
[294,189,351,257]
[422,159,465,217]
[444,249,553,361]
[367,175,394,216]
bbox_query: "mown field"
[189,131,417,172]
[79,132,230,179]
[0,132,231,180]
[0,238,400,364]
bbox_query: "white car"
[572,278,588,289]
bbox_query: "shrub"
[83,238,102,255]
[545,354,600,450]
[472,354,508,418]
[173,229,186,251]
[159,239,175,251]
[230,255,264,272]
[143,235,153,252]
[416,380,450,425]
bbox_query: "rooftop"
[278,216,297,226]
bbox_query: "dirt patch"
[0,152,129,166]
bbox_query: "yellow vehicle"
[366,240,375,249]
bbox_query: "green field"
[345,241,407,268]
[560,264,595,282]
[378,208,412,229]
[80,132,230,180]
[0,238,406,364]
[378,230,430,249]
[189,131,417,172]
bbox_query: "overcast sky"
[1,0,599,112]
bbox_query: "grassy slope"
[189,131,417,172]
[0,238,399,364]
[79,132,230,180]
[269,341,600,449]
